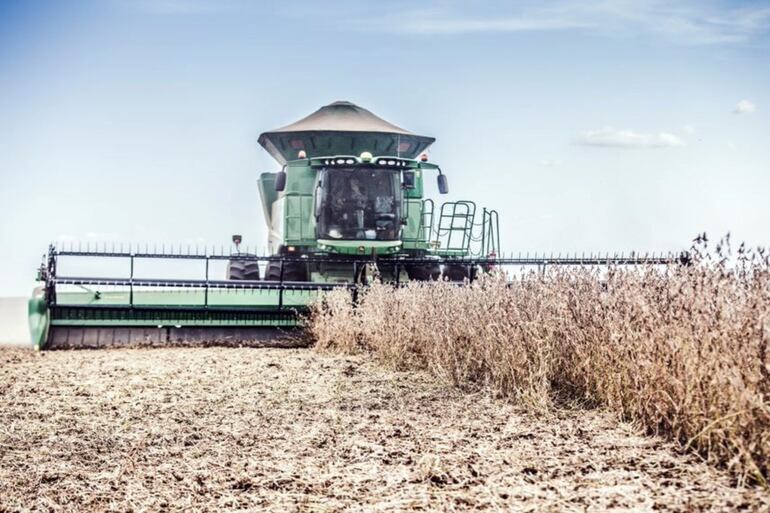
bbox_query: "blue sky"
[0,0,768,295]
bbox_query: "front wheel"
[442,263,470,282]
[226,259,261,280]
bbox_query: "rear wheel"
[226,259,261,280]
[266,260,308,282]
[405,263,441,281]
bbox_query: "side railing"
[480,208,500,257]
[431,202,501,258]
[434,201,476,254]
[38,242,686,316]
[420,199,435,243]
[38,244,354,315]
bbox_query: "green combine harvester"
[29,101,676,349]
[28,101,504,349]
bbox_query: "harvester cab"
[249,101,501,283]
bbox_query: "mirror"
[437,173,449,194]
[402,171,416,189]
[314,178,323,219]
[275,170,287,192]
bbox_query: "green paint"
[282,161,317,246]
[54,289,320,308]
[317,239,402,255]
[27,294,49,351]
[50,315,302,328]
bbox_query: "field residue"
[1,347,768,512]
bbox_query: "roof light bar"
[317,156,412,167]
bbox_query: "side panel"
[27,290,49,351]
[257,173,278,228]
[402,199,424,244]
[283,162,317,246]
[284,195,315,244]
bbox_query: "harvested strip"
[0,348,767,512]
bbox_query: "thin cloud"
[370,1,770,45]
[733,99,757,114]
[578,127,685,148]
[398,16,589,35]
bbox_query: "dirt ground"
[0,348,768,512]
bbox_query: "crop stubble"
[1,348,767,512]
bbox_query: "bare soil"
[0,348,768,512]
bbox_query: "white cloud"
[364,1,770,45]
[398,16,588,35]
[733,99,757,114]
[682,124,697,135]
[540,159,563,167]
[578,127,685,148]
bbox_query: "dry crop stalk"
[309,239,770,484]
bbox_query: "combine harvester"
[28,101,677,349]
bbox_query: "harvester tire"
[266,261,308,282]
[442,263,470,282]
[406,263,441,281]
[226,259,261,280]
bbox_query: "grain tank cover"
[258,101,435,165]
